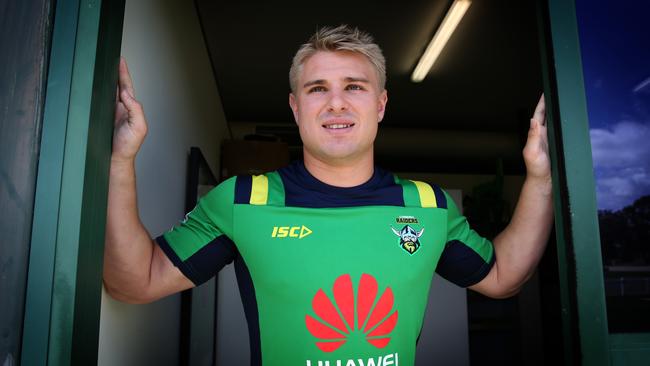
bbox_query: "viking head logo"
[391,225,424,255]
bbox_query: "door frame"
[538,0,610,364]
[21,0,125,364]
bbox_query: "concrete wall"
[97,0,229,364]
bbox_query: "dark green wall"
[0,0,55,364]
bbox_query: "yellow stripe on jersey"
[410,180,437,208]
[250,174,269,205]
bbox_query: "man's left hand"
[523,94,551,182]
[469,94,554,298]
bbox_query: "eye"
[346,84,365,91]
[308,86,327,93]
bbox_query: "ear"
[289,93,299,125]
[377,89,388,123]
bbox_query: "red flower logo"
[305,274,398,352]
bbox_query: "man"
[104,25,552,365]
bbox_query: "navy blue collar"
[277,160,404,208]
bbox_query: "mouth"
[322,121,356,130]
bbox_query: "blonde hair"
[289,25,386,93]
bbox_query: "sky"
[576,0,650,211]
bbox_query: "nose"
[327,90,348,113]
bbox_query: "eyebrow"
[303,79,326,88]
[344,77,370,84]
[302,77,370,89]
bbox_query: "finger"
[114,81,126,126]
[528,117,549,148]
[120,87,142,114]
[114,85,120,109]
[532,93,546,126]
[527,115,548,146]
[119,57,136,99]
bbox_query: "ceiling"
[195,0,544,174]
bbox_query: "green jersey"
[157,161,494,366]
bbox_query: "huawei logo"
[305,274,398,352]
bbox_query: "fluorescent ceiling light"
[411,0,472,82]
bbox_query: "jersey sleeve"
[155,176,237,286]
[435,190,495,287]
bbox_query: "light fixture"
[411,0,472,82]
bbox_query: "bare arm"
[103,58,193,304]
[470,95,554,298]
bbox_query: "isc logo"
[271,225,313,239]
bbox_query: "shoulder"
[229,170,285,206]
[392,175,449,209]
[200,175,237,204]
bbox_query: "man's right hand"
[104,58,194,303]
[113,58,148,163]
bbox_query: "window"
[576,0,650,332]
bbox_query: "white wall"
[98,0,229,364]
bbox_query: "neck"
[303,151,374,187]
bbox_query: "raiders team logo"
[391,217,424,255]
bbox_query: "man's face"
[289,51,388,164]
